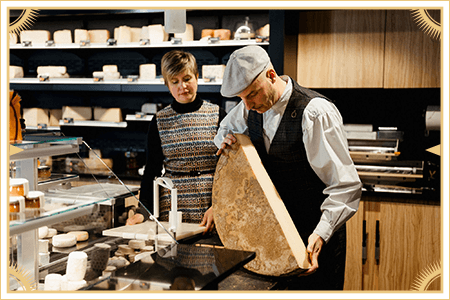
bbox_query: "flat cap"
[220,45,270,98]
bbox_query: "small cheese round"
[46,228,57,238]
[38,226,49,239]
[67,230,89,242]
[52,234,77,248]
[66,251,87,281]
[118,244,134,255]
[128,239,146,250]
[44,273,62,291]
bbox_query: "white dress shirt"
[214,76,362,242]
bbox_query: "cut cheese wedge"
[212,133,311,276]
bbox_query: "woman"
[130,50,226,234]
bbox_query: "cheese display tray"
[102,221,205,241]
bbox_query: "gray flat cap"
[221,45,270,98]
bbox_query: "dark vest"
[248,80,331,242]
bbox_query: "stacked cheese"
[114,26,142,43]
[44,251,87,291]
[37,66,70,78]
[92,65,121,80]
[75,29,111,43]
[109,239,154,266]
[38,226,57,266]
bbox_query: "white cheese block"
[39,239,49,253]
[53,30,72,43]
[44,273,62,291]
[62,106,92,121]
[139,64,156,80]
[94,107,122,122]
[67,230,89,242]
[38,227,49,239]
[116,26,131,43]
[67,280,87,291]
[128,239,146,250]
[103,71,121,80]
[130,27,141,42]
[145,24,169,43]
[49,109,62,126]
[66,251,88,281]
[20,30,51,43]
[88,29,110,43]
[257,24,270,37]
[74,29,89,43]
[60,275,69,291]
[39,252,50,266]
[23,108,49,127]
[174,23,194,41]
[10,66,24,78]
[10,33,18,45]
[102,65,118,73]
[93,71,104,78]
[202,65,226,80]
[52,234,77,248]
[37,66,69,78]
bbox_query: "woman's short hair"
[161,50,198,85]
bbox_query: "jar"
[38,166,51,180]
[10,178,29,197]
[25,191,44,209]
[10,196,24,221]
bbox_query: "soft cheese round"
[67,230,89,242]
[52,234,77,248]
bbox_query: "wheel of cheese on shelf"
[128,239,146,250]
[67,230,89,242]
[52,234,77,248]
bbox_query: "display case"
[9,135,139,290]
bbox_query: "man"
[214,45,362,290]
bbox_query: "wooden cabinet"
[296,10,386,88]
[384,10,441,88]
[288,10,441,88]
[344,194,441,291]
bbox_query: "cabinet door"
[378,199,441,290]
[343,200,364,290]
[296,10,386,88]
[384,10,441,88]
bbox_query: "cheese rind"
[67,230,89,242]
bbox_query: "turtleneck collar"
[171,95,203,114]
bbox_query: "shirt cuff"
[313,220,334,244]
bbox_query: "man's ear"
[266,69,276,82]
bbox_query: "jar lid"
[27,191,45,198]
[10,196,25,203]
[38,165,51,170]
[10,178,28,186]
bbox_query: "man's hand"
[199,207,214,234]
[300,233,324,276]
[216,133,237,156]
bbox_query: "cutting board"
[212,134,311,276]
[102,221,206,242]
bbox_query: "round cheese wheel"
[67,230,89,242]
[52,234,77,248]
[118,244,134,255]
[128,239,146,250]
[38,226,49,239]
[46,228,57,238]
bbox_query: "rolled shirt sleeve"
[302,98,362,243]
[214,101,249,148]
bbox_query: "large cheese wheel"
[67,230,89,242]
[52,234,77,248]
[212,134,311,276]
